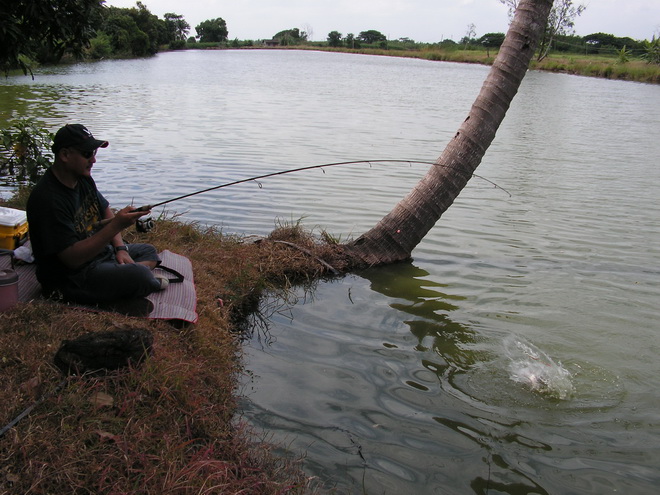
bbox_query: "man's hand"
[115,249,135,265]
[111,206,152,230]
[58,205,152,270]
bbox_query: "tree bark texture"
[344,0,553,266]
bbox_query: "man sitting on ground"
[27,124,166,304]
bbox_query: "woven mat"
[1,250,198,324]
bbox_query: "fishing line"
[135,159,511,212]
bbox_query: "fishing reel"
[131,204,154,233]
[136,217,154,233]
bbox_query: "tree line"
[1,0,229,76]
[2,0,659,78]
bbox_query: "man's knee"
[85,262,160,300]
[123,263,161,295]
[127,243,160,265]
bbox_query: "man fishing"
[26,124,167,304]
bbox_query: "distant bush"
[169,39,187,50]
[641,37,660,64]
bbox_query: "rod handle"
[92,205,153,229]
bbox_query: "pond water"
[2,50,659,494]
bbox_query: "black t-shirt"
[26,168,110,289]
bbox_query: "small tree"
[327,31,343,47]
[358,30,387,44]
[642,36,660,65]
[617,45,632,64]
[478,32,505,57]
[499,0,586,61]
[478,32,506,49]
[301,23,314,42]
[462,23,477,49]
[0,118,53,185]
[344,33,358,49]
[163,13,190,43]
[273,28,306,46]
[195,18,229,43]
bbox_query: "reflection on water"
[3,51,660,493]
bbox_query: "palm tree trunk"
[343,0,553,266]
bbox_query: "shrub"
[0,118,53,185]
[88,33,112,59]
[169,39,187,50]
[641,37,660,65]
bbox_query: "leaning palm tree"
[343,0,553,266]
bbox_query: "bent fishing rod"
[96,159,510,227]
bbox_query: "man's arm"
[57,206,150,270]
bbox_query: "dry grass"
[0,208,345,493]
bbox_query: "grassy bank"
[0,193,349,493]
[287,45,660,84]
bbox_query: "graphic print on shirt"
[73,186,103,238]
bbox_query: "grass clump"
[0,198,343,493]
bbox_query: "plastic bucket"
[0,269,19,312]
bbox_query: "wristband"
[115,245,128,253]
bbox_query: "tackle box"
[0,206,28,250]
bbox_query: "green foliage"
[583,32,634,51]
[538,0,586,60]
[327,31,343,47]
[358,30,387,44]
[100,7,156,57]
[88,5,190,58]
[163,12,190,43]
[273,28,306,46]
[0,0,105,75]
[478,33,506,48]
[617,45,632,64]
[641,37,660,65]
[88,33,112,59]
[195,18,229,43]
[168,39,186,50]
[0,118,53,185]
[344,33,359,49]
[387,38,418,51]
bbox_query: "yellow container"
[0,207,28,250]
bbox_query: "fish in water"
[504,337,574,400]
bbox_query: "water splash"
[504,336,574,400]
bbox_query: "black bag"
[54,327,153,375]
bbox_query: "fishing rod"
[97,159,510,228]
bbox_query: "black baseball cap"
[52,124,109,154]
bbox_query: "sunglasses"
[75,148,97,159]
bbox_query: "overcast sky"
[105,0,659,43]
